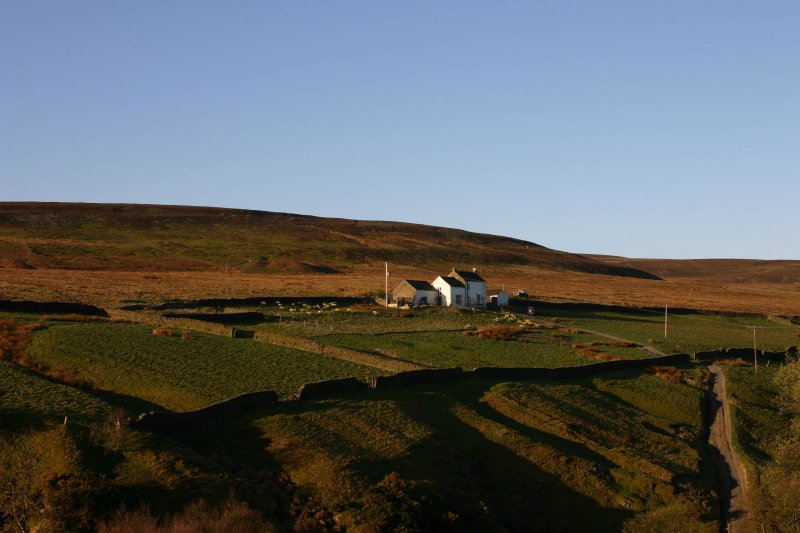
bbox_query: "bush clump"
[576,347,624,361]
[464,326,524,341]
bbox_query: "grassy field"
[27,322,387,411]
[0,360,111,428]
[722,363,788,467]
[536,307,800,354]
[198,367,716,531]
[315,329,647,368]
[0,305,726,530]
[214,305,653,368]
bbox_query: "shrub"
[645,366,687,383]
[464,326,524,341]
[576,348,624,361]
[358,472,428,533]
[152,328,177,337]
[98,496,276,533]
[716,358,746,367]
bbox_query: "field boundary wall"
[131,352,708,436]
[692,346,796,363]
[0,299,108,316]
[296,377,368,400]
[134,390,279,436]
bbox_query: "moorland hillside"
[0,202,659,279]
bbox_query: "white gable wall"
[412,289,437,306]
[465,280,487,307]
[431,276,466,307]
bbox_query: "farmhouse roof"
[400,279,437,291]
[437,276,465,288]
[450,269,486,283]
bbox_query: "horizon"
[3,2,799,260]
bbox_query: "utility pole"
[384,261,389,308]
[748,326,759,376]
[664,305,668,338]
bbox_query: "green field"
[253,304,499,335]
[723,364,787,466]
[27,323,386,411]
[536,307,800,354]
[316,329,648,368]
[0,360,111,427]
[200,368,715,531]
[0,308,729,530]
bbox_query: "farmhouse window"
[455,295,463,305]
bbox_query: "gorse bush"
[645,365,687,383]
[576,347,624,361]
[463,326,524,341]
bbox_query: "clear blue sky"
[2,2,798,259]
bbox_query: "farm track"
[528,316,667,357]
[707,364,752,532]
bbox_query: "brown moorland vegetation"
[463,325,525,340]
[2,265,798,316]
[0,203,798,315]
[0,319,91,388]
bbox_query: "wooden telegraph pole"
[664,305,668,338]
[748,326,759,376]
[385,261,389,308]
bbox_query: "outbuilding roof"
[399,279,437,292]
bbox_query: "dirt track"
[707,365,753,532]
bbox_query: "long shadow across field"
[199,382,633,531]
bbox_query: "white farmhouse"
[449,268,487,308]
[431,276,466,307]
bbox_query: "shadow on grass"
[90,388,168,415]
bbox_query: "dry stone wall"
[693,347,796,363]
[296,377,368,400]
[134,390,279,436]
[132,352,703,436]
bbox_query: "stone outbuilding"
[391,280,438,307]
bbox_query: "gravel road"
[707,364,753,532]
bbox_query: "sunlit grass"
[28,323,387,411]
